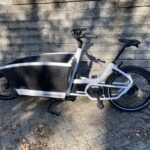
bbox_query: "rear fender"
[120,65,150,80]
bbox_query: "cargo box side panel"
[9,53,74,64]
[1,65,71,92]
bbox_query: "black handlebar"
[72,28,102,63]
[71,28,97,48]
[71,28,97,39]
[71,28,87,39]
[71,28,87,33]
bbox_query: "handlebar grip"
[84,34,97,39]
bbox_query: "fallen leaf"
[21,143,30,150]
[136,133,140,137]
[2,146,7,150]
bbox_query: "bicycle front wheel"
[0,73,17,100]
[105,66,150,112]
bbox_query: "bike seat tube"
[112,45,126,63]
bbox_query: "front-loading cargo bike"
[0,28,150,115]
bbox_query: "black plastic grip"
[84,34,97,39]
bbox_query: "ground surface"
[0,97,150,150]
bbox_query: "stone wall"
[0,0,149,75]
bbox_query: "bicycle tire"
[0,73,18,100]
[104,66,150,112]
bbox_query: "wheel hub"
[127,85,138,96]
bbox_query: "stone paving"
[0,97,150,150]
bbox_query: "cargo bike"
[0,28,150,115]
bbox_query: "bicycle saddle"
[119,38,140,47]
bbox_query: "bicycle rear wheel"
[105,66,150,112]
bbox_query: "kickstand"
[96,95,104,109]
[48,99,63,116]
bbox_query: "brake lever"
[96,59,106,63]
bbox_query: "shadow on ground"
[0,97,150,149]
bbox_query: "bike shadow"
[1,96,150,149]
[0,97,77,149]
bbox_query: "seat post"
[112,44,127,64]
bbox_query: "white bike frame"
[68,48,133,101]
[0,47,133,100]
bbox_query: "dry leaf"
[34,140,42,146]
[21,143,30,150]
[20,137,30,150]
[2,146,7,150]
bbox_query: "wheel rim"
[109,72,150,110]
